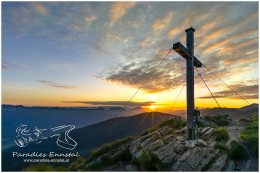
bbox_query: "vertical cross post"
[185,27,195,140]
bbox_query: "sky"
[1,1,259,110]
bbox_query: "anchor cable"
[111,48,173,120]
[168,84,185,115]
[201,63,257,111]
[195,67,258,169]
[103,48,173,134]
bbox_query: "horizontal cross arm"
[172,42,202,68]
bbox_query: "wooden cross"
[172,27,202,140]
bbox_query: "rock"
[200,118,215,127]
[141,136,154,148]
[198,139,208,147]
[238,118,250,122]
[184,139,207,148]
[125,123,253,172]
[197,127,203,133]
[112,147,127,159]
[175,126,187,134]
[203,115,210,118]
[125,165,137,171]
[244,160,252,170]
[170,150,191,171]
[176,135,186,142]
[129,140,141,155]
[84,154,108,168]
[141,130,148,136]
[200,127,210,135]
[112,150,122,159]
[164,134,175,142]
[244,160,258,171]
[139,131,159,143]
[225,138,237,148]
[184,140,196,148]
[158,126,172,135]
[195,148,220,171]
[200,127,215,139]
[179,149,191,162]
[175,117,182,120]
[235,159,258,171]
[130,132,160,155]
[118,144,127,151]
[162,153,176,164]
[176,147,207,171]
[148,139,164,151]
[133,150,143,159]
[224,159,235,171]
[174,143,187,154]
[208,139,217,147]
[169,139,180,149]
[153,144,175,163]
[208,154,227,171]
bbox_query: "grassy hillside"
[2,112,180,171]
[24,118,187,171]
[240,114,259,155]
[22,114,258,172]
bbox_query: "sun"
[150,105,155,109]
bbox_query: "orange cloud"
[31,2,48,15]
[108,2,136,26]
[223,51,258,65]
[233,67,255,72]
[203,11,258,43]
[153,12,174,30]
[218,36,258,55]
[85,14,97,25]
[38,80,79,89]
[202,28,258,54]
[138,37,151,47]
[168,27,181,36]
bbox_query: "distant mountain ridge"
[2,112,180,171]
[172,104,258,120]
[2,103,258,150]
[1,104,146,150]
[2,103,257,171]
[200,104,258,120]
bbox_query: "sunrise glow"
[1,1,258,111]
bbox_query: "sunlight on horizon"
[1,2,258,109]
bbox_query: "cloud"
[108,2,137,26]
[168,27,181,37]
[197,83,258,100]
[96,2,259,95]
[152,11,173,30]
[2,65,11,70]
[31,2,48,15]
[61,101,155,107]
[3,3,47,35]
[2,61,27,70]
[201,28,258,54]
[2,2,258,97]
[233,67,255,72]
[101,55,187,93]
[54,31,73,41]
[38,80,79,89]
[84,14,97,25]
[138,37,152,47]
